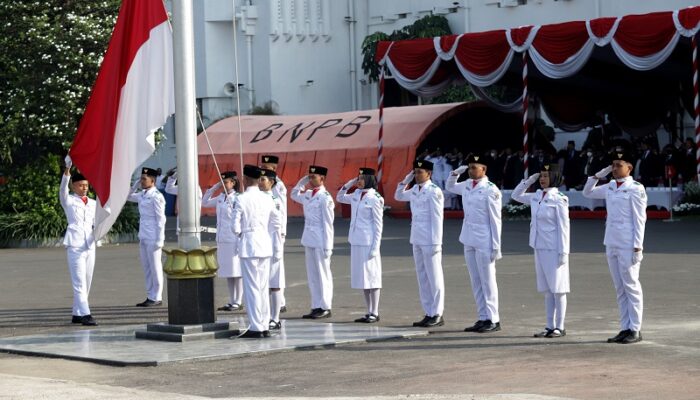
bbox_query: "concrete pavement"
[0,217,699,399]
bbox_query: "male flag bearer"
[583,152,647,344]
[291,165,335,319]
[395,160,446,328]
[232,165,282,338]
[60,156,98,326]
[446,154,503,333]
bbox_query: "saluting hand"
[64,155,72,169]
[525,172,540,185]
[343,177,359,189]
[296,176,310,188]
[452,165,467,176]
[594,166,612,179]
[401,171,415,185]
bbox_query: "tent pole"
[377,65,385,193]
[522,51,529,179]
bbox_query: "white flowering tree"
[0,1,141,245]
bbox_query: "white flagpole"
[172,0,201,250]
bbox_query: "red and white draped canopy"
[374,6,700,179]
[375,6,700,94]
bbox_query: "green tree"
[0,1,121,165]
[0,1,139,245]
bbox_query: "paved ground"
[0,217,699,399]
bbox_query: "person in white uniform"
[258,168,286,330]
[446,154,503,333]
[337,167,384,323]
[128,167,166,307]
[395,159,446,328]
[512,164,570,338]
[583,151,647,344]
[60,156,98,326]
[291,165,335,319]
[202,171,243,312]
[232,165,282,338]
[260,155,288,313]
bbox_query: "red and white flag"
[70,0,174,240]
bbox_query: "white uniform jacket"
[232,186,282,259]
[583,176,647,249]
[268,191,286,252]
[291,184,335,250]
[446,175,502,253]
[272,179,288,237]
[512,183,570,254]
[394,180,444,246]
[128,186,166,246]
[59,175,96,249]
[336,187,384,252]
[202,188,238,244]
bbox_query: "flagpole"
[172,0,201,250]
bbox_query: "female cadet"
[258,168,286,329]
[202,171,243,312]
[337,168,384,323]
[128,167,167,307]
[512,164,570,338]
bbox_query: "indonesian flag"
[70,0,175,240]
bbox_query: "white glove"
[343,177,359,189]
[64,155,72,168]
[490,249,502,263]
[558,253,568,266]
[452,165,468,176]
[212,181,222,190]
[594,166,612,179]
[525,173,540,185]
[632,250,643,264]
[296,176,310,187]
[272,253,282,263]
[401,171,415,185]
[131,179,141,192]
[171,171,178,180]
[323,249,333,258]
[368,248,379,259]
[431,245,441,255]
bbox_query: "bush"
[503,203,530,218]
[682,181,700,204]
[0,155,139,246]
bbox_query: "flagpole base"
[162,246,219,325]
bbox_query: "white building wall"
[146,0,698,172]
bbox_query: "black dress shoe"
[280,305,287,313]
[79,315,98,326]
[424,315,445,327]
[354,314,370,323]
[546,328,565,338]
[269,320,281,330]
[71,316,82,324]
[607,329,631,343]
[218,303,242,311]
[302,308,321,319]
[619,330,642,344]
[464,320,486,332]
[367,314,380,323]
[136,299,162,307]
[477,320,501,333]
[311,309,332,319]
[263,330,271,338]
[238,330,266,339]
[413,315,431,327]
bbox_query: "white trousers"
[606,247,643,331]
[66,246,95,316]
[412,245,445,317]
[304,247,333,310]
[241,257,271,332]
[464,246,500,323]
[139,242,163,301]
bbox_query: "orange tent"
[198,102,472,216]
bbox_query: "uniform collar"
[245,186,260,193]
[613,176,632,190]
[469,177,488,189]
